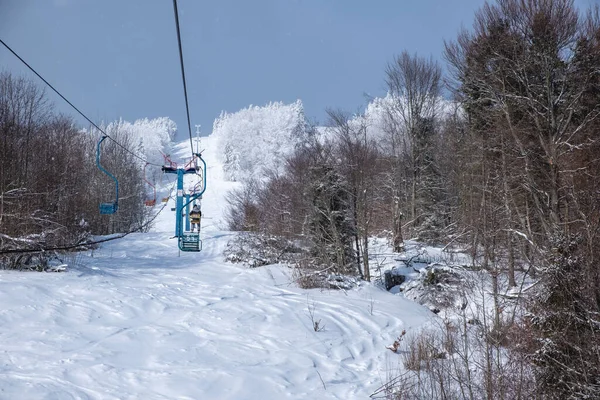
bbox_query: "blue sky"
[1,0,596,139]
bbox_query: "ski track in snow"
[0,134,433,399]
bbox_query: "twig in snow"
[316,368,326,390]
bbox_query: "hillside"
[0,133,432,399]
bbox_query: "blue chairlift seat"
[179,232,202,252]
[100,202,118,215]
[171,153,207,253]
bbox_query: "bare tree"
[384,51,443,239]
[0,73,150,267]
[445,0,600,396]
[327,109,381,281]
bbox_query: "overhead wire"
[1,10,202,254]
[0,38,177,254]
[0,38,163,167]
[172,0,196,159]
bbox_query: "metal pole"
[175,169,184,237]
[195,124,201,154]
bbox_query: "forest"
[0,71,175,266]
[221,0,600,398]
[1,0,599,398]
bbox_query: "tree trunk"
[392,195,404,252]
[411,154,417,232]
[508,235,516,287]
[362,233,370,282]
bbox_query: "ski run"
[0,133,433,399]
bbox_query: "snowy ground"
[0,134,433,399]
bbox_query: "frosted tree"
[213,100,308,182]
[223,143,242,181]
[104,117,176,167]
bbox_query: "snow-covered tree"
[213,100,308,182]
[104,117,176,167]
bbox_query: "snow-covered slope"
[0,133,432,399]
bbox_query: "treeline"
[227,0,600,397]
[214,100,308,182]
[0,72,153,267]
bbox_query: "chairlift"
[161,152,206,253]
[178,153,207,253]
[96,136,119,214]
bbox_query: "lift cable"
[0,38,162,167]
[172,0,196,159]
